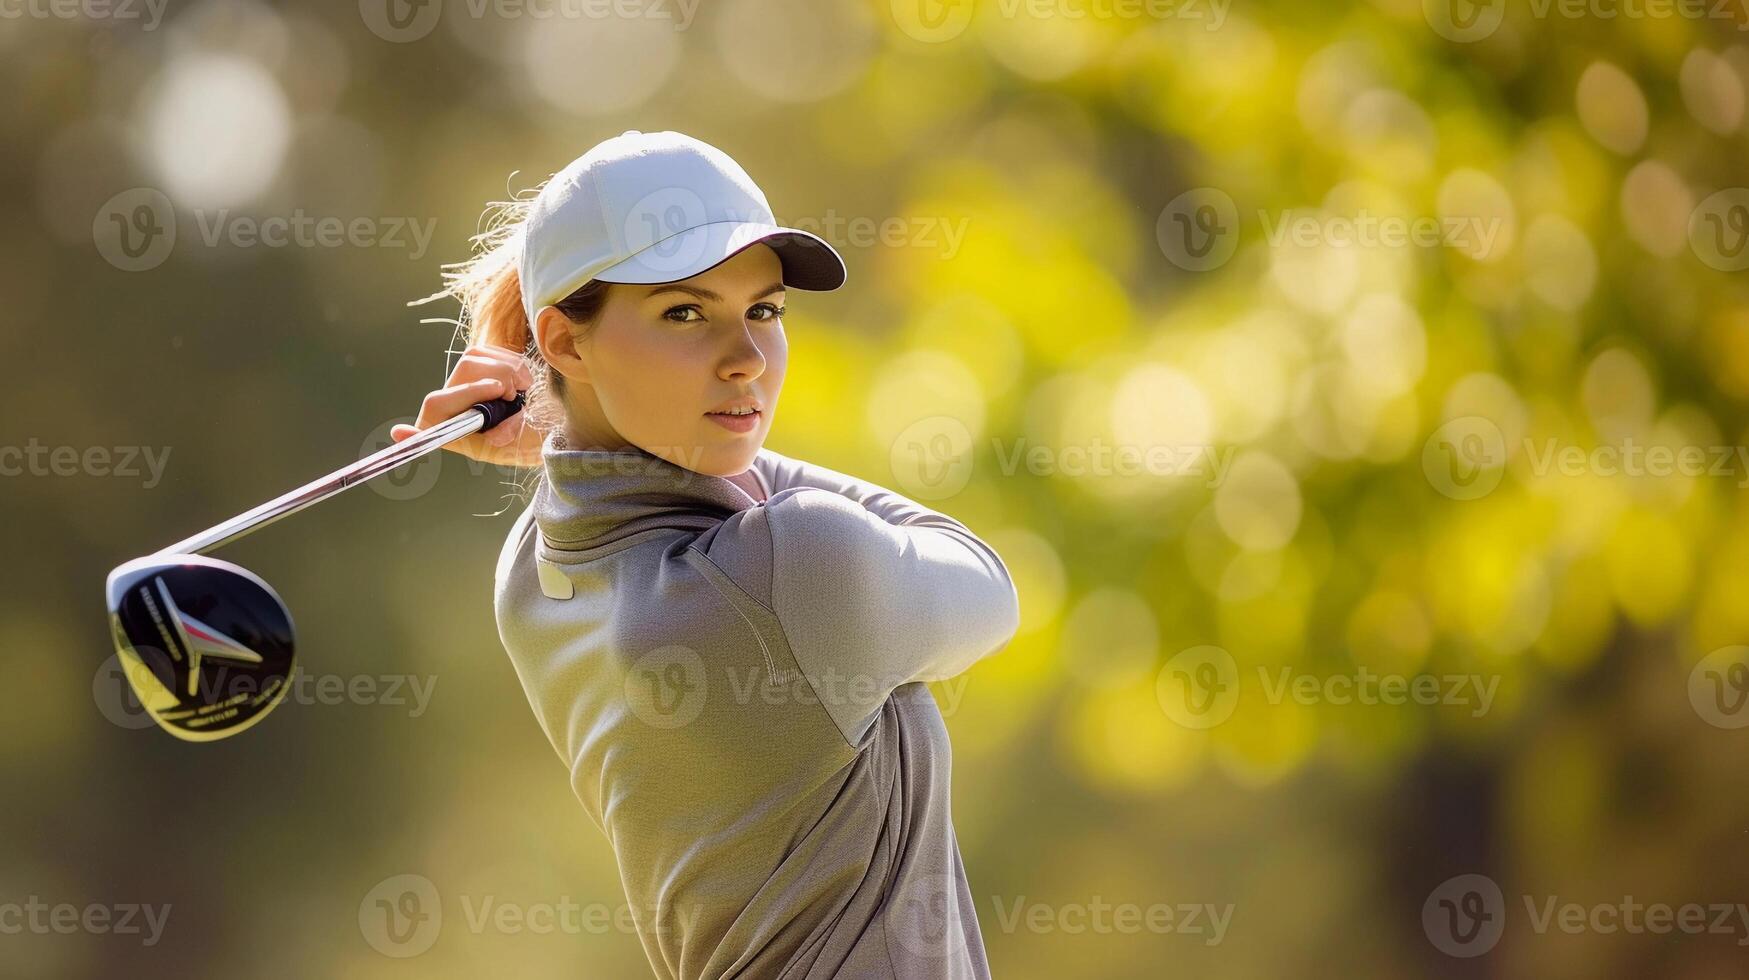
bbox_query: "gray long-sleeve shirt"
[492,440,1021,979]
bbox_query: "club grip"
[470,392,525,432]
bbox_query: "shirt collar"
[533,435,764,551]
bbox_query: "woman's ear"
[534,305,590,385]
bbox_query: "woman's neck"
[724,469,766,502]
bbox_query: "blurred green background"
[5,0,1749,976]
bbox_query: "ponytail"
[458,239,531,354]
[410,187,605,452]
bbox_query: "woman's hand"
[391,344,544,468]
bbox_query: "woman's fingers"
[450,352,527,399]
[389,345,536,466]
[420,377,513,427]
[459,345,533,385]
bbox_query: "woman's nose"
[718,324,768,380]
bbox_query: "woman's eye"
[662,302,783,324]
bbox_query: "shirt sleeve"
[752,448,950,527]
[706,450,1020,745]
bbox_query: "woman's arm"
[697,458,1021,745]
[749,448,1017,678]
[752,447,955,527]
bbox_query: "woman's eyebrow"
[643,282,787,303]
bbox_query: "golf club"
[104,393,525,742]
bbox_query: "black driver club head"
[105,555,297,742]
[98,392,522,742]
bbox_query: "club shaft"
[154,409,488,558]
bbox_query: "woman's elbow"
[980,572,1022,661]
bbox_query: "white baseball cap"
[518,130,847,324]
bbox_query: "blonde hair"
[411,183,613,459]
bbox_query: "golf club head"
[105,554,297,742]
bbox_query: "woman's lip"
[705,410,761,432]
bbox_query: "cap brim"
[592,220,847,291]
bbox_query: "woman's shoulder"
[494,499,540,590]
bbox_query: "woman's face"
[559,243,787,478]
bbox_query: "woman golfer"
[393,130,1020,979]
